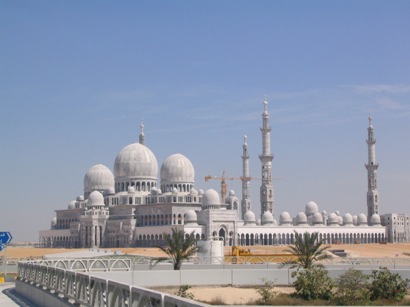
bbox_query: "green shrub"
[333,268,370,305]
[175,285,194,300]
[369,267,409,301]
[256,281,278,304]
[292,266,334,300]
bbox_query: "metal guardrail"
[16,260,210,307]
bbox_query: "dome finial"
[139,120,145,145]
[264,95,268,110]
[243,133,247,144]
[368,113,373,127]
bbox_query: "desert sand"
[3,242,410,259]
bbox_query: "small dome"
[190,188,198,196]
[261,211,274,225]
[296,212,308,225]
[68,200,76,210]
[338,216,343,225]
[370,214,381,226]
[106,187,115,195]
[353,215,358,225]
[184,210,198,225]
[84,164,114,197]
[51,216,57,227]
[203,189,220,207]
[160,153,194,185]
[198,189,204,195]
[114,143,158,180]
[305,201,319,216]
[229,190,235,196]
[328,212,339,225]
[128,186,135,193]
[244,210,256,225]
[172,187,179,194]
[343,213,353,226]
[87,191,104,207]
[312,212,323,225]
[358,213,368,225]
[76,195,84,201]
[151,187,158,194]
[279,211,292,225]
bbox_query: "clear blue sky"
[1,1,410,242]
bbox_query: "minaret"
[139,120,145,145]
[259,96,274,219]
[241,134,252,219]
[365,114,379,219]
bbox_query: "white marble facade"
[39,99,386,248]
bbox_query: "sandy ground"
[154,285,295,305]
[3,242,410,259]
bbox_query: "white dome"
[76,195,84,201]
[244,210,256,225]
[184,210,198,225]
[114,143,158,180]
[279,211,292,225]
[87,191,104,207]
[128,186,135,193]
[106,187,115,195]
[343,213,353,226]
[51,216,57,227]
[160,153,194,185]
[296,212,308,225]
[312,212,323,225]
[203,189,220,207]
[353,215,358,225]
[358,213,368,225]
[305,201,319,216]
[328,212,339,225]
[68,200,76,210]
[198,189,204,195]
[370,214,381,226]
[261,211,274,225]
[190,188,198,196]
[84,164,114,196]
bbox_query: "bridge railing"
[16,260,210,307]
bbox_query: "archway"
[219,228,226,245]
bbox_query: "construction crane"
[205,171,260,204]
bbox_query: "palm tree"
[154,228,198,270]
[283,231,331,269]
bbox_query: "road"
[0,283,39,307]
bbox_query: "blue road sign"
[0,244,4,252]
[0,232,12,245]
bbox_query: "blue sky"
[1,1,410,242]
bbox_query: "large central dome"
[114,143,158,180]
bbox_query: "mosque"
[39,98,387,248]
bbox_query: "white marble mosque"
[39,98,387,248]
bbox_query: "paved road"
[0,283,39,307]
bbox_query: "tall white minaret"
[139,120,145,145]
[259,97,274,219]
[241,134,252,219]
[365,114,379,219]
